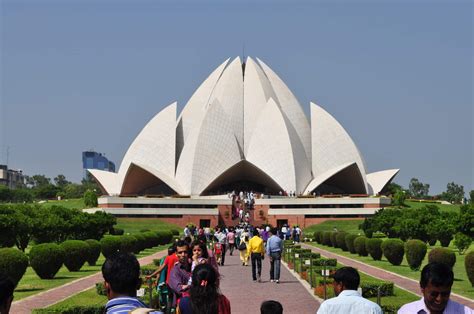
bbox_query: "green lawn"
[116,218,181,234]
[14,245,167,301]
[397,200,461,213]
[304,220,363,235]
[39,198,86,210]
[308,242,474,299]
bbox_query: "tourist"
[266,227,283,283]
[0,273,14,314]
[281,224,288,240]
[239,229,250,266]
[184,225,191,238]
[178,264,231,314]
[317,266,382,314]
[247,229,265,282]
[168,240,192,306]
[187,241,209,286]
[398,262,473,314]
[102,252,162,313]
[214,228,227,266]
[261,300,283,314]
[226,228,236,256]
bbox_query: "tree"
[392,189,406,207]
[409,178,430,199]
[458,204,474,238]
[84,189,98,208]
[31,175,51,188]
[54,174,70,188]
[440,182,465,204]
[469,190,474,204]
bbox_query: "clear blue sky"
[1,0,472,195]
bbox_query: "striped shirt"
[105,297,161,314]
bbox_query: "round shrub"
[322,231,332,246]
[354,236,368,256]
[428,247,456,268]
[170,229,180,236]
[100,236,121,258]
[119,235,138,253]
[365,238,383,261]
[313,231,322,244]
[330,232,339,247]
[0,248,28,285]
[405,239,427,270]
[29,243,65,279]
[85,239,101,266]
[143,232,159,248]
[439,235,452,247]
[381,239,405,266]
[336,232,348,251]
[157,230,173,245]
[465,251,474,287]
[110,228,124,236]
[345,234,358,254]
[133,233,146,253]
[61,240,89,271]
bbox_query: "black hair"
[0,273,14,309]
[176,240,189,248]
[191,240,209,259]
[271,227,278,235]
[101,252,141,295]
[333,267,360,290]
[184,237,192,245]
[189,264,219,314]
[261,300,283,314]
[168,246,176,255]
[420,262,454,288]
[253,229,260,237]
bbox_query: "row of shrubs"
[0,230,176,285]
[283,241,396,310]
[313,230,474,286]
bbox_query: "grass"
[14,245,167,301]
[307,241,474,299]
[304,220,363,235]
[115,218,180,234]
[34,287,107,312]
[394,200,461,213]
[39,198,86,210]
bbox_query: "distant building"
[0,165,25,189]
[82,151,115,178]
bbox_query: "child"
[187,241,209,286]
[213,241,223,265]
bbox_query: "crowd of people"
[1,221,472,314]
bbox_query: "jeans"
[269,251,281,280]
[220,243,226,265]
[229,243,235,255]
[251,253,262,281]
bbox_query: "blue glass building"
[82,151,115,178]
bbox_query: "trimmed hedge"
[170,229,180,236]
[345,234,358,254]
[361,281,394,298]
[100,236,121,258]
[330,232,338,247]
[119,235,138,254]
[313,258,337,267]
[336,232,348,251]
[405,239,427,271]
[133,233,147,253]
[157,230,173,245]
[110,228,124,235]
[33,305,104,314]
[143,232,159,248]
[365,238,383,261]
[29,243,65,279]
[85,239,101,266]
[313,231,322,244]
[428,248,456,268]
[0,248,28,285]
[61,240,90,272]
[354,236,368,256]
[381,239,405,266]
[465,251,474,287]
[322,232,332,246]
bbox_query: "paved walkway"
[219,251,320,313]
[301,243,474,309]
[11,250,168,314]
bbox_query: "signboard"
[305,260,311,265]
[137,288,145,297]
[295,253,299,258]
[321,269,330,276]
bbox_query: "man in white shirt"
[317,267,382,314]
[398,262,473,314]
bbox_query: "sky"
[1,0,472,195]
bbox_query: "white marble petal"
[367,169,400,195]
[87,169,120,196]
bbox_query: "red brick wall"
[99,203,124,208]
[158,215,218,228]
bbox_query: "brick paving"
[219,251,320,313]
[10,250,168,314]
[301,243,474,309]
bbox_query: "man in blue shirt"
[317,267,382,314]
[102,252,162,314]
[266,227,283,283]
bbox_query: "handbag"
[238,242,247,251]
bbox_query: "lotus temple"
[89,57,399,228]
